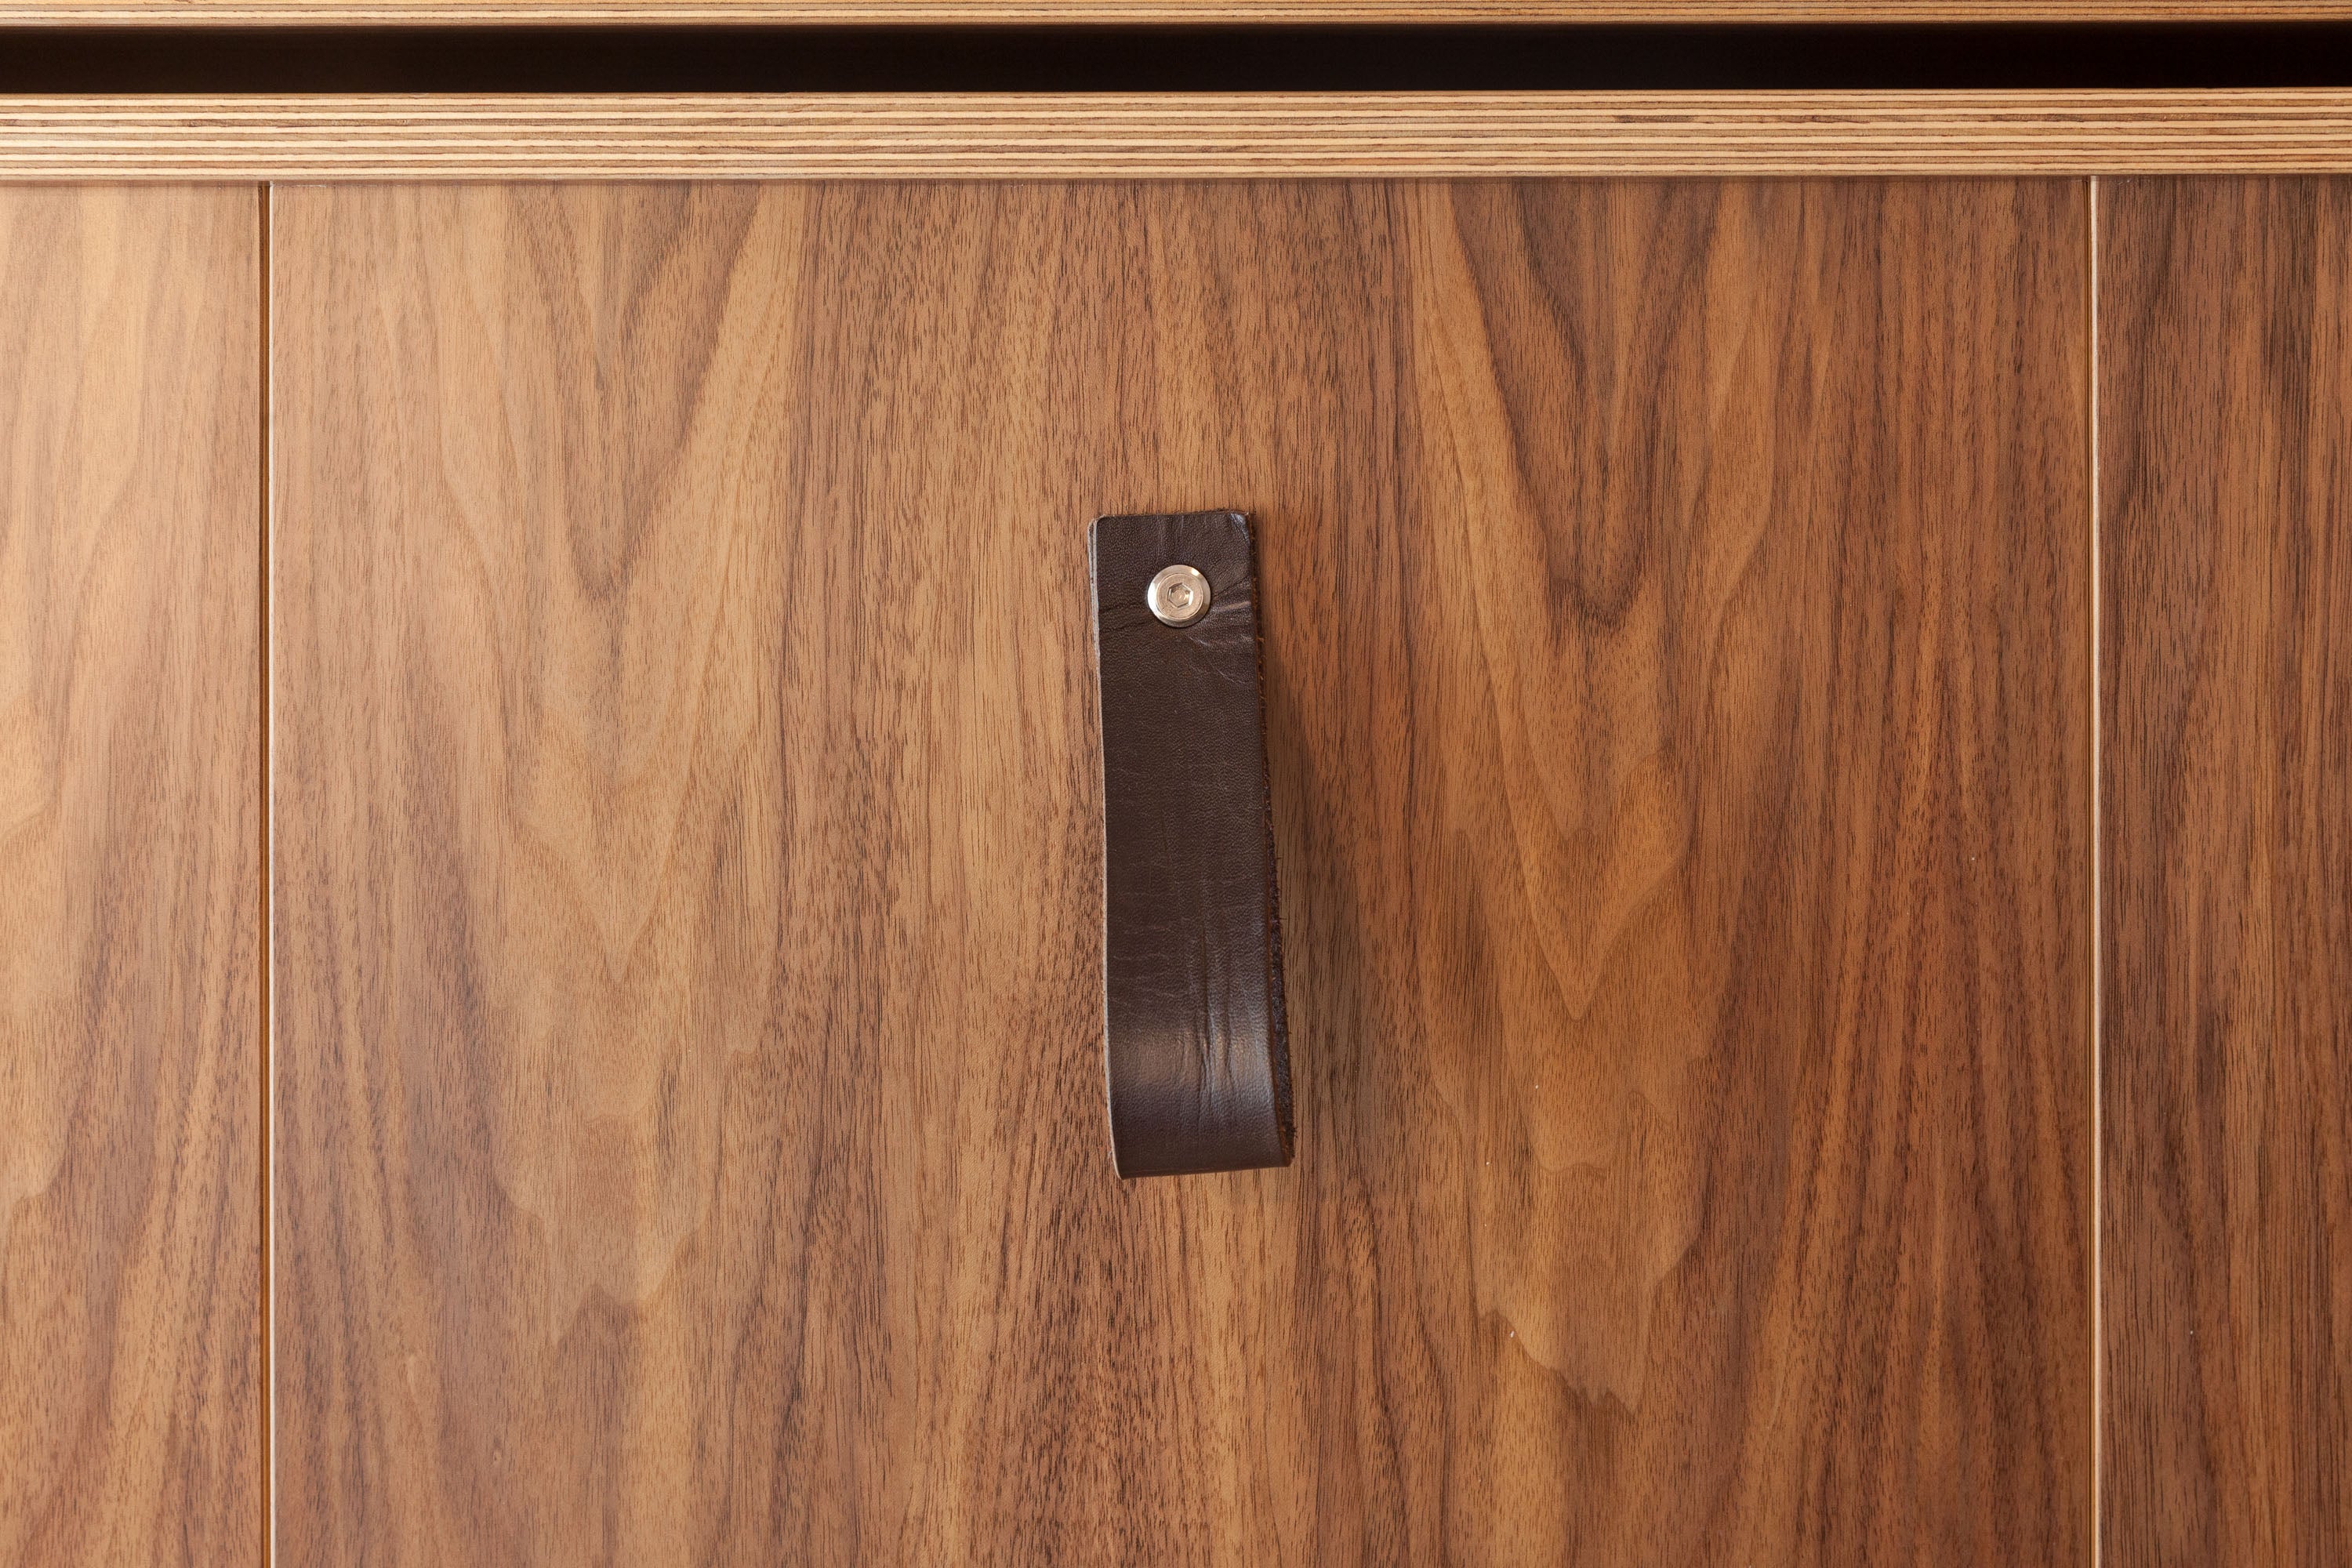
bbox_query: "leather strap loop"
[1089,510,1294,1178]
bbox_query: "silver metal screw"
[1147,564,1212,627]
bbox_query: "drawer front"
[265,180,2089,1563]
[0,187,262,1567]
[2100,176,2352,1568]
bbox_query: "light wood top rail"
[3,2,2350,20]
[4,92,2352,178]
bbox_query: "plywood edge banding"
[5,91,2352,177]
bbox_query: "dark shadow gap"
[0,22,2347,93]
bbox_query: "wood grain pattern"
[2100,176,2352,1567]
[5,1,2349,21]
[273,176,2089,1563]
[10,93,2352,180]
[0,186,261,1566]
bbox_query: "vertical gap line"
[260,177,276,1568]
[2087,169,2104,1568]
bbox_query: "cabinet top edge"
[7,88,2352,176]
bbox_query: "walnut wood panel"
[5,1,2348,20]
[272,177,2089,1564]
[0,186,260,1566]
[2100,176,2352,1567]
[9,93,2352,180]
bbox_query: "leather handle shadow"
[1089,510,1294,1178]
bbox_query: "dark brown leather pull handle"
[1089,510,1294,1178]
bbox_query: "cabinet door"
[271,180,2091,1565]
[0,187,262,1566]
[2100,176,2352,1566]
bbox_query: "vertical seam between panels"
[2088,169,2104,1568]
[260,178,277,1568]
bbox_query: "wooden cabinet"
[0,118,2347,1566]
